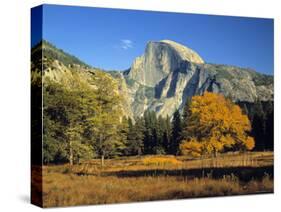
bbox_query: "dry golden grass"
[37,151,273,207]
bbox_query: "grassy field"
[33,151,273,207]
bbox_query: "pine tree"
[251,101,266,151]
[127,117,145,155]
[118,117,129,155]
[265,110,274,150]
[162,115,172,153]
[171,109,182,155]
[154,115,166,154]
[181,98,191,140]
[143,110,157,154]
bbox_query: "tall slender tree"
[251,101,266,151]
[171,109,182,155]
[181,98,191,140]
[126,117,145,155]
[265,110,274,150]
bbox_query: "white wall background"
[0,0,280,211]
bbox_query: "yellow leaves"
[143,156,182,166]
[220,135,235,148]
[191,93,251,134]
[180,138,202,157]
[245,136,255,150]
[183,92,255,155]
[209,136,224,152]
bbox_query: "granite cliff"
[118,40,273,117]
[32,40,273,119]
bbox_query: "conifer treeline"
[124,110,175,156]
[123,99,273,157]
[239,101,274,151]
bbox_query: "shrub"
[180,139,202,157]
[142,156,182,166]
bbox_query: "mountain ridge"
[32,39,273,118]
[121,40,273,117]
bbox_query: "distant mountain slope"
[31,40,134,118]
[32,40,91,69]
[31,40,273,119]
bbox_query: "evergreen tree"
[251,101,266,151]
[118,117,129,155]
[154,115,166,154]
[181,98,191,140]
[143,110,157,154]
[165,115,172,153]
[128,117,133,129]
[171,109,182,155]
[126,117,145,155]
[160,115,172,154]
[263,101,273,150]
[265,110,274,150]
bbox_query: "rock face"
[122,40,273,118]
[128,40,204,87]
[33,40,273,119]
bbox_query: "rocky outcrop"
[123,40,273,118]
[127,40,204,87]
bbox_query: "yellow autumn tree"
[180,92,254,157]
[179,138,202,157]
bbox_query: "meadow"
[33,151,273,207]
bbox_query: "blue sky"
[32,4,274,75]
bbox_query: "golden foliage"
[180,138,202,157]
[142,156,182,166]
[245,136,255,150]
[183,92,255,155]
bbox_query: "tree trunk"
[138,148,141,156]
[99,134,105,167]
[69,140,73,166]
[212,149,217,168]
[101,154,104,167]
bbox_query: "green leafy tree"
[43,79,96,165]
[86,72,125,166]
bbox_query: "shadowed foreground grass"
[36,152,273,207]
